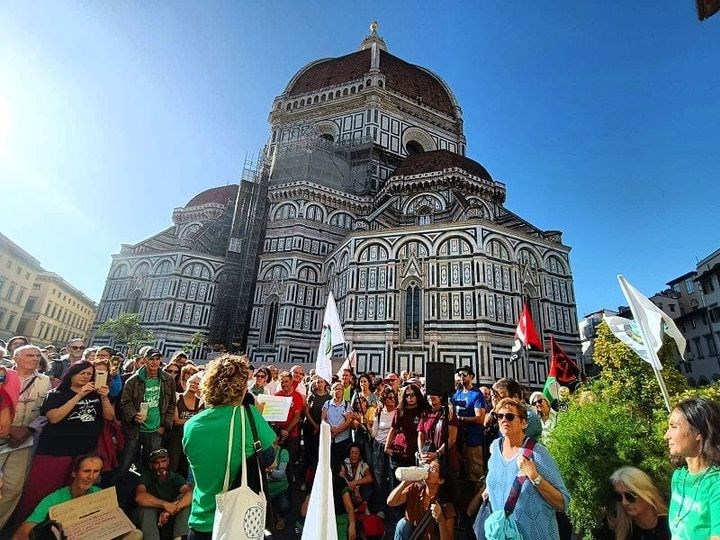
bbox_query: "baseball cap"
[455,365,475,377]
[139,346,162,358]
[149,448,169,462]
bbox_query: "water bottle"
[395,466,428,482]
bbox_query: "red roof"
[391,150,492,181]
[184,185,239,208]
[287,49,456,118]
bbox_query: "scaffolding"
[207,150,271,351]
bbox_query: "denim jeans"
[394,518,413,540]
[118,431,163,473]
[270,488,291,518]
[133,506,190,540]
[371,438,391,511]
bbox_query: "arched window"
[417,206,432,226]
[406,141,424,155]
[264,300,279,344]
[330,212,354,230]
[305,204,324,222]
[127,289,142,314]
[404,283,421,340]
[274,203,297,220]
[321,133,334,142]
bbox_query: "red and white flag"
[512,303,543,352]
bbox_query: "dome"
[184,185,239,208]
[285,49,458,119]
[391,150,493,181]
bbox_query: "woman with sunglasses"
[477,397,569,540]
[370,388,397,516]
[604,466,669,539]
[250,367,271,396]
[529,391,557,444]
[163,362,181,390]
[385,384,429,485]
[664,397,720,540]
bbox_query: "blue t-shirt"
[451,387,486,446]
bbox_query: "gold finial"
[370,21,378,34]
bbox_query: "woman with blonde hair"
[608,466,669,539]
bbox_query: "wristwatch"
[531,474,543,486]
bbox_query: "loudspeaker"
[425,362,456,396]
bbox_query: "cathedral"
[92,23,580,386]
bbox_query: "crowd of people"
[0,334,718,540]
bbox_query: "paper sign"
[255,394,292,422]
[49,487,135,540]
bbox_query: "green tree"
[544,321,711,537]
[96,313,155,355]
[182,331,206,355]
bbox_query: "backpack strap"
[503,437,537,516]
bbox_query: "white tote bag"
[212,406,267,540]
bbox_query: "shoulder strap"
[503,437,537,516]
[20,375,38,397]
[222,406,237,492]
[244,404,266,495]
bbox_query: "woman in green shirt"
[183,354,276,540]
[664,397,720,540]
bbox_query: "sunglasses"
[614,491,638,504]
[70,346,86,350]
[256,374,267,378]
[532,400,545,406]
[457,372,469,377]
[493,412,519,422]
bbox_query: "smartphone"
[94,371,108,388]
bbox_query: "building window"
[705,335,717,356]
[6,285,15,302]
[404,283,421,340]
[672,283,681,293]
[685,279,695,294]
[700,278,714,295]
[694,337,703,358]
[263,300,279,344]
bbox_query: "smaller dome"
[391,150,493,181]
[184,185,239,208]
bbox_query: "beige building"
[18,272,97,348]
[0,233,43,343]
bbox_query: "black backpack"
[29,519,67,540]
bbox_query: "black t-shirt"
[37,387,103,456]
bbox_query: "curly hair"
[200,354,250,406]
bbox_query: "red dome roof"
[287,49,457,118]
[184,185,238,208]
[391,150,492,181]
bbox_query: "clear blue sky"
[1,2,718,318]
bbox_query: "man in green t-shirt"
[14,455,142,540]
[133,448,192,540]
[119,348,177,473]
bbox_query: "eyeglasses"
[614,491,638,504]
[70,346,85,350]
[493,412,519,422]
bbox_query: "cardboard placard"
[49,487,135,540]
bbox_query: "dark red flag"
[549,335,579,385]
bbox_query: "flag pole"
[633,323,672,413]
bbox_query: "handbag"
[212,406,267,540]
[473,497,493,540]
[483,437,537,540]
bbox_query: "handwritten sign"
[255,394,292,422]
[49,487,135,540]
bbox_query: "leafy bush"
[545,322,720,537]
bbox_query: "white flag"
[302,421,337,540]
[315,292,345,384]
[336,349,357,377]
[604,315,655,366]
[617,275,687,367]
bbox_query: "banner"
[315,292,345,384]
